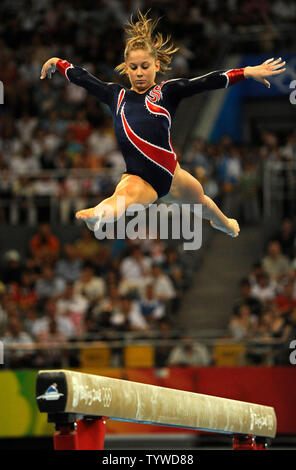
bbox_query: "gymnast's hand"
[243,57,286,88]
[40,57,61,79]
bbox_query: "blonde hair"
[115,10,179,76]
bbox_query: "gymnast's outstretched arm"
[40,57,121,105]
[163,57,286,101]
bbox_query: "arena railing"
[1,336,289,368]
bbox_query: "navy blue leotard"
[57,60,245,198]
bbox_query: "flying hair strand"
[115,10,179,76]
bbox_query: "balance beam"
[36,369,277,450]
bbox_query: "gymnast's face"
[125,49,160,94]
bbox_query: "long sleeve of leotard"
[56,59,120,106]
[163,68,246,102]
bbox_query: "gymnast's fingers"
[271,61,286,70]
[40,66,47,80]
[264,58,274,64]
[271,68,286,75]
[40,60,51,79]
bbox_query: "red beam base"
[233,435,268,450]
[53,417,107,450]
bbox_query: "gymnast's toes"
[229,219,240,237]
[75,207,96,219]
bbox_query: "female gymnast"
[40,11,285,238]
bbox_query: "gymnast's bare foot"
[76,207,101,231]
[76,207,96,220]
[210,218,240,238]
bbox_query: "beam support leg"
[233,434,269,450]
[54,423,78,450]
[51,414,107,450]
[76,417,107,450]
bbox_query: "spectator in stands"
[34,317,67,368]
[9,269,38,312]
[138,283,165,326]
[273,280,296,318]
[269,303,293,341]
[1,316,34,368]
[81,315,101,339]
[73,227,101,262]
[233,278,262,317]
[12,175,36,224]
[110,294,149,332]
[249,261,265,287]
[34,175,60,223]
[184,138,210,172]
[9,143,40,175]
[31,298,75,339]
[285,268,296,297]
[148,235,167,265]
[281,129,296,161]
[262,240,290,282]
[238,160,260,225]
[41,110,67,138]
[167,336,211,366]
[194,166,219,201]
[1,298,20,323]
[1,250,22,285]
[257,306,275,339]
[148,263,177,315]
[91,283,121,323]
[29,223,60,261]
[56,282,89,335]
[250,272,277,304]
[119,245,152,296]
[87,122,117,157]
[35,266,66,300]
[68,110,93,144]
[91,244,112,277]
[163,248,184,284]
[73,265,106,303]
[55,244,82,283]
[59,175,89,225]
[271,0,296,23]
[269,217,295,259]
[257,302,294,365]
[23,304,38,338]
[229,304,258,340]
[15,114,38,145]
[215,137,241,201]
[226,145,242,189]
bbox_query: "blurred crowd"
[1,122,295,225]
[2,216,296,368]
[229,217,296,364]
[1,0,294,100]
[0,222,195,368]
[1,0,295,119]
[183,129,296,225]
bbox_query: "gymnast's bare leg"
[162,163,240,237]
[75,173,158,230]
